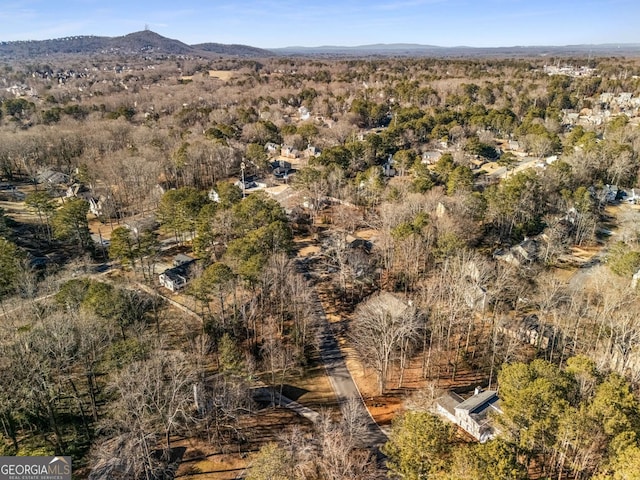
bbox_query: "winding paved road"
[309,289,388,449]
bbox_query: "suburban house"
[234,176,266,191]
[66,183,92,200]
[271,160,292,179]
[281,145,301,159]
[584,184,624,206]
[208,188,220,203]
[265,142,280,155]
[64,183,115,218]
[305,145,320,157]
[88,195,112,218]
[497,314,555,351]
[625,188,640,204]
[124,216,158,237]
[235,175,257,190]
[159,255,197,292]
[463,283,488,311]
[507,140,520,152]
[298,106,311,120]
[563,111,580,125]
[421,150,442,165]
[435,388,502,443]
[458,260,489,310]
[382,155,396,177]
[37,169,70,186]
[493,237,539,266]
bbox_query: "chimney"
[474,386,482,396]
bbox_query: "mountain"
[270,43,640,57]
[0,30,270,59]
[1,30,640,59]
[108,30,194,54]
[272,43,444,56]
[192,42,272,57]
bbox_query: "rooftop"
[437,391,465,416]
[455,390,499,414]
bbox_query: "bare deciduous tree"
[98,349,197,478]
[350,291,420,394]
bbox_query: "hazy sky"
[1,0,638,48]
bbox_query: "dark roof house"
[159,258,197,292]
[382,155,396,177]
[173,253,195,266]
[271,160,292,178]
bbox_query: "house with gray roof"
[493,237,539,266]
[37,169,70,186]
[435,388,501,443]
[497,314,554,351]
[159,257,197,292]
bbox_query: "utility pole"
[240,160,246,199]
[98,227,107,261]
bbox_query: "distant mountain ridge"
[0,30,271,59]
[1,30,639,59]
[271,43,640,57]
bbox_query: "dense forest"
[1,51,640,479]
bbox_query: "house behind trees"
[159,255,196,291]
[435,388,502,442]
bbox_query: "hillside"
[2,30,640,59]
[0,30,270,59]
[192,42,272,57]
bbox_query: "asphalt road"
[568,202,640,288]
[486,156,541,180]
[310,290,388,449]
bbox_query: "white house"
[625,188,640,204]
[421,151,442,165]
[265,142,280,155]
[88,196,106,217]
[298,106,311,120]
[208,189,220,203]
[435,389,501,443]
[159,259,196,292]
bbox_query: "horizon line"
[1,30,639,51]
